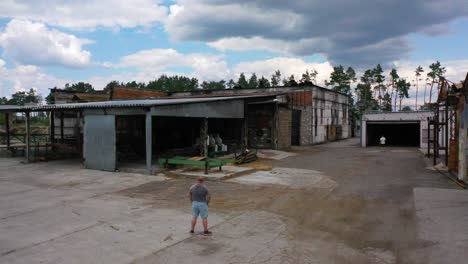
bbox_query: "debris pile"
[235,149,257,164]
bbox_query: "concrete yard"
[1,138,466,264]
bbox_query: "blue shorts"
[192,201,208,219]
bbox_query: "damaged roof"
[0,94,280,112]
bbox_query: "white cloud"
[1,45,466,109]
[0,19,93,68]
[0,0,168,30]
[233,57,334,86]
[117,48,230,81]
[0,64,67,98]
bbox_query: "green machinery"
[158,156,234,174]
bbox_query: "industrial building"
[0,85,352,174]
[169,85,352,145]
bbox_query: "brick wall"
[111,87,166,99]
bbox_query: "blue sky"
[0,0,467,100]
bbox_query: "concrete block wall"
[290,87,351,145]
[277,108,292,150]
[300,106,313,145]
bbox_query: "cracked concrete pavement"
[1,138,466,264]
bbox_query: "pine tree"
[373,64,385,107]
[389,69,399,111]
[414,66,424,109]
[326,65,355,95]
[426,61,446,103]
[227,79,236,89]
[258,76,271,88]
[397,79,411,111]
[237,73,249,89]
[270,70,281,86]
[248,73,258,88]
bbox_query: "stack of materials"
[235,149,257,164]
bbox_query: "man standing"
[380,135,386,148]
[189,176,212,235]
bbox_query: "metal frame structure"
[0,95,278,174]
[429,77,458,166]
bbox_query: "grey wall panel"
[151,100,244,118]
[84,115,116,171]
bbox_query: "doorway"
[291,110,301,146]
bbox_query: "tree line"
[324,61,446,115]
[0,61,447,117]
[101,70,319,92]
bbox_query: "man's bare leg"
[191,217,197,232]
[202,218,208,232]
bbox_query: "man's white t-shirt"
[380,137,386,145]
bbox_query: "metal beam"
[145,111,153,175]
[25,111,31,162]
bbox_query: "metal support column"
[200,118,208,175]
[76,111,83,159]
[49,111,55,143]
[459,105,468,181]
[145,111,153,175]
[273,102,279,149]
[445,103,449,166]
[241,103,249,151]
[60,111,64,143]
[25,111,31,162]
[427,117,430,156]
[433,109,438,166]
[5,113,10,150]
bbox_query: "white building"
[361,111,435,148]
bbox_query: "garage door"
[366,122,420,147]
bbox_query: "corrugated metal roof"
[0,105,23,110]
[0,94,278,112]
